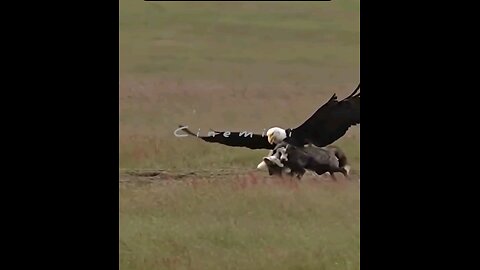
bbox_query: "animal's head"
[266,127,287,145]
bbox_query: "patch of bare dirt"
[120,168,359,186]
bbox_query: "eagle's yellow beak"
[268,134,276,144]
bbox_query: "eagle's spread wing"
[289,84,360,147]
[179,126,274,150]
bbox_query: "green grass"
[120,178,360,270]
[120,0,359,82]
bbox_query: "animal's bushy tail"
[326,145,350,175]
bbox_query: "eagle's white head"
[266,127,287,145]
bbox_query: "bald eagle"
[178,84,360,152]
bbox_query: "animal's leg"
[327,167,349,181]
[292,168,305,180]
[312,167,328,178]
[284,170,294,177]
[285,169,296,177]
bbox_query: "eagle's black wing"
[179,126,274,150]
[288,84,360,147]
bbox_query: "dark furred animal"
[264,142,350,180]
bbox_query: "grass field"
[121,174,359,270]
[120,1,360,269]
